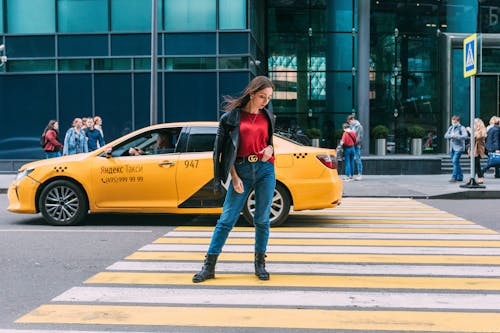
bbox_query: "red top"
[44,129,64,152]
[237,111,274,163]
[341,131,357,147]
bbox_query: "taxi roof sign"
[464,33,477,78]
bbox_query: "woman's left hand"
[260,145,273,162]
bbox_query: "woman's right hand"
[232,175,244,194]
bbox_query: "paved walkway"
[2,172,500,199]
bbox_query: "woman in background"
[63,118,88,155]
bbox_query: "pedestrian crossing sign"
[464,33,477,78]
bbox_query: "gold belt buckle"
[247,154,259,163]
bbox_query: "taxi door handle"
[159,161,175,167]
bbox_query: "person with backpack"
[444,115,468,182]
[340,122,357,181]
[42,120,63,159]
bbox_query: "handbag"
[489,153,500,167]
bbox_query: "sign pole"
[461,33,484,188]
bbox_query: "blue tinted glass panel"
[0,0,3,33]
[5,36,55,57]
[111,0,150,32]
[165,0,215,31]
[94,58,131,71]
[112,34,150,56]
[165,33,215,55]
[219,0,246,30]
[59,59,92,71]
[219,72,250,103]
[58,0,108,33]
[326,33,352,70]
[7,60,55,72]
[133,73,151,129]
[134,58,151,70]
[0,75,56,160]
[6,0,55,33]
[58,35,108,57]
[219,33,248,54]
[94,74,132,140]
[165,57,216,70]
[219,56,248,69]
[165,73,217,121]
[58,74,93,133]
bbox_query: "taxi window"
[184,126,217,153]
[109,127,182,157]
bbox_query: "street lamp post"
[150,0,158,125]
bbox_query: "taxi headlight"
[16,168,34,181]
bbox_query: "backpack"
[40,130,47,148]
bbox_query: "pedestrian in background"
[482,116,500,178]
[193,76,275,283]
[42,120,63,159]
[94,116,104,142]
[466,118,487,184]
[347,114,363,180]
[340,122,357,182]
[84,117,105,152]
[444,115,468,182]
[63,118,88,155]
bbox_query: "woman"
[94,116,104,141]
[340,123,357,181]
[42,120,64,159]
[483,116,500,178]
[63,118,88,155]
[466,118,487,184]
[193,76,275,283]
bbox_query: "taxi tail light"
[316,154,338,169]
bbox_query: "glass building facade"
[1,0,500,162]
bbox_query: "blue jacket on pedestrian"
[85,127,105,151]
[444,124,468,153]
[485,125,500,153]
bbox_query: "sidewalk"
[1,173,500,199]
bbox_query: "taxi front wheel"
[39,180,88,226]
[242,183,291,227]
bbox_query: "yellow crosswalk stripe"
[126,251,500,264]
[85,271,500,290]
[153,237,500,247]
[16,304,500,332]
[286,218,475,224]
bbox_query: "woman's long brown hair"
[222,76,274,112]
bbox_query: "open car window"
[108,127,183,157]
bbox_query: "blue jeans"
[344,146,355,177]
[45,151,62,159]
[208,160,276,255]
[450,150,463,180]
[353,145,363,175]
[482,153,500,177]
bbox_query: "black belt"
[236,154,259,164]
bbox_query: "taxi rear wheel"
[39,180,88,226]
[242,183,291,227]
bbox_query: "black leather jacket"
[213,106,275,191]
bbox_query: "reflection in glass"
[134,58,151,70]
[166,57,216,70]
[111,0,160,32]
[59,59,92,71]
[6,0,55,33]
[0,0,3,33]
[7,60,56,72]
[219,57,248,70]
[94,58,132,71]
[58,0,108,33]
[165,0,216,31]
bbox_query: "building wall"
[0,0,258,160]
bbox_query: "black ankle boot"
[254,252,270,280]
[192,254,218,283]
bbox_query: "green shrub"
[305,128,322,139]
[407,125,426,138]
[371,125,389,139]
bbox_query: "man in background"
[347,114,364,180]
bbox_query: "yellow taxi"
[8,122,342,226]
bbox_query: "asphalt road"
[1,194,499,332]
